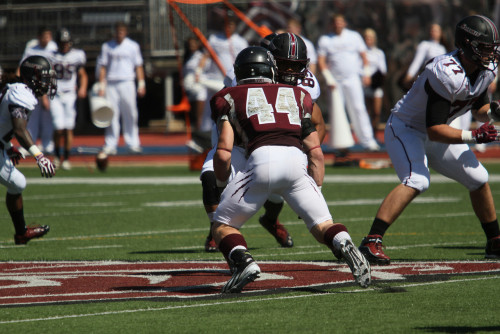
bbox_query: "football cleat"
[359,234,391,265]
[222,249,261,293]
[259,216,293,247]
[485,235,500,259]
[340,239,371,288]
[14,224,50,245]
[204,236,218,252]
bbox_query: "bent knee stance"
[403,173,429,193]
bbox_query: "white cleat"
[340,239,371,288]
[222,250,261,293]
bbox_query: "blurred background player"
[98,21,146,155]
[18,26,57,156]
[49,28,88,170]
[358,15,500,264]
[401,23,447,91]
[210,46,370,292]
[318,14,380,167]
[363,28,387,134]
[195,11,248,135]
[1,55,57,244]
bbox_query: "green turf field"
[0,163,499,333]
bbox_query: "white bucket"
[89,83,114,128]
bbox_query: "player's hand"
[488,101,500,122]
[472,123,498,143]
[35,154,56,178]
[7,146,25,165]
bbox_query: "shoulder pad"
[7,84,37,110]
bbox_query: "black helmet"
[234,46,277,84]
[19,55,57,98]
[260,33,277,49]
[455,15,500,69]
[269,32,309,85]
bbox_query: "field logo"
[1,261,499,306]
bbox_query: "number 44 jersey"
[210,83,314,155]
[392,49,496,133]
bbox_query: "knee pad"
[403,173,429,193]
[201,171,221,206]
[6,174,26,195]
[465,165,489,191]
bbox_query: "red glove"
[35,154,56,178]
[472,123,498,143]
[7,146,25,165]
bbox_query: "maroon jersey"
[211,83,313,155]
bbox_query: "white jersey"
[407,40,447,78]
[49,49,86,93]
[205,32,248,80]
[0,84,37,143]
[393,50,496,133]
[99,37,143,82]
[317,29,367,80]
[301,35,318,65]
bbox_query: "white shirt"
[393,50,495,133]
[301,35,318,66]
[317,28,367,80]
[0,84,37,144]
[204,32,248,81]
[20,41,58,63]
[407,40,447,78]
[365,46,387,76]
[99,37,143,82]
[48,48,86,93]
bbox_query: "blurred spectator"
[363,28,387,134]
[98,21,146,155]
[18,26,58,155]
[49,28,88,170]
[318,14,380,158]
[196,12,248,135]
[401,23,447,90]
[183,36,207,131]
[286,17,318,75]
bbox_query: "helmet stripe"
[478,15,499,41]
[288,33,297,59]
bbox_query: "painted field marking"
[0,274,498,325]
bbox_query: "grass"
[0,163,499,333]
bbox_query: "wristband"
[461,130,475,144]
[28,145,43,158]
[137,80,146,90]
[363,65,371,77]
[321,69,337,86]
[216,178,228,188]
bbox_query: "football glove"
[489,101,500,122]
[472,123,498,144]
[35,154,55,178]
[7,146,25,165]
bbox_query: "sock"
[262,200,284,223]
[10,209,26,235]
[64,149,70,161]
[369,217,390,237]
[323,224,349,251]
[218,233,248,263]
[481,220,500,240]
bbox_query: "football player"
[49,28,88,170]
[0,55,57,244]
[211,46,370,292]
[359,15,500,264]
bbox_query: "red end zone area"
[1,261,500,306]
